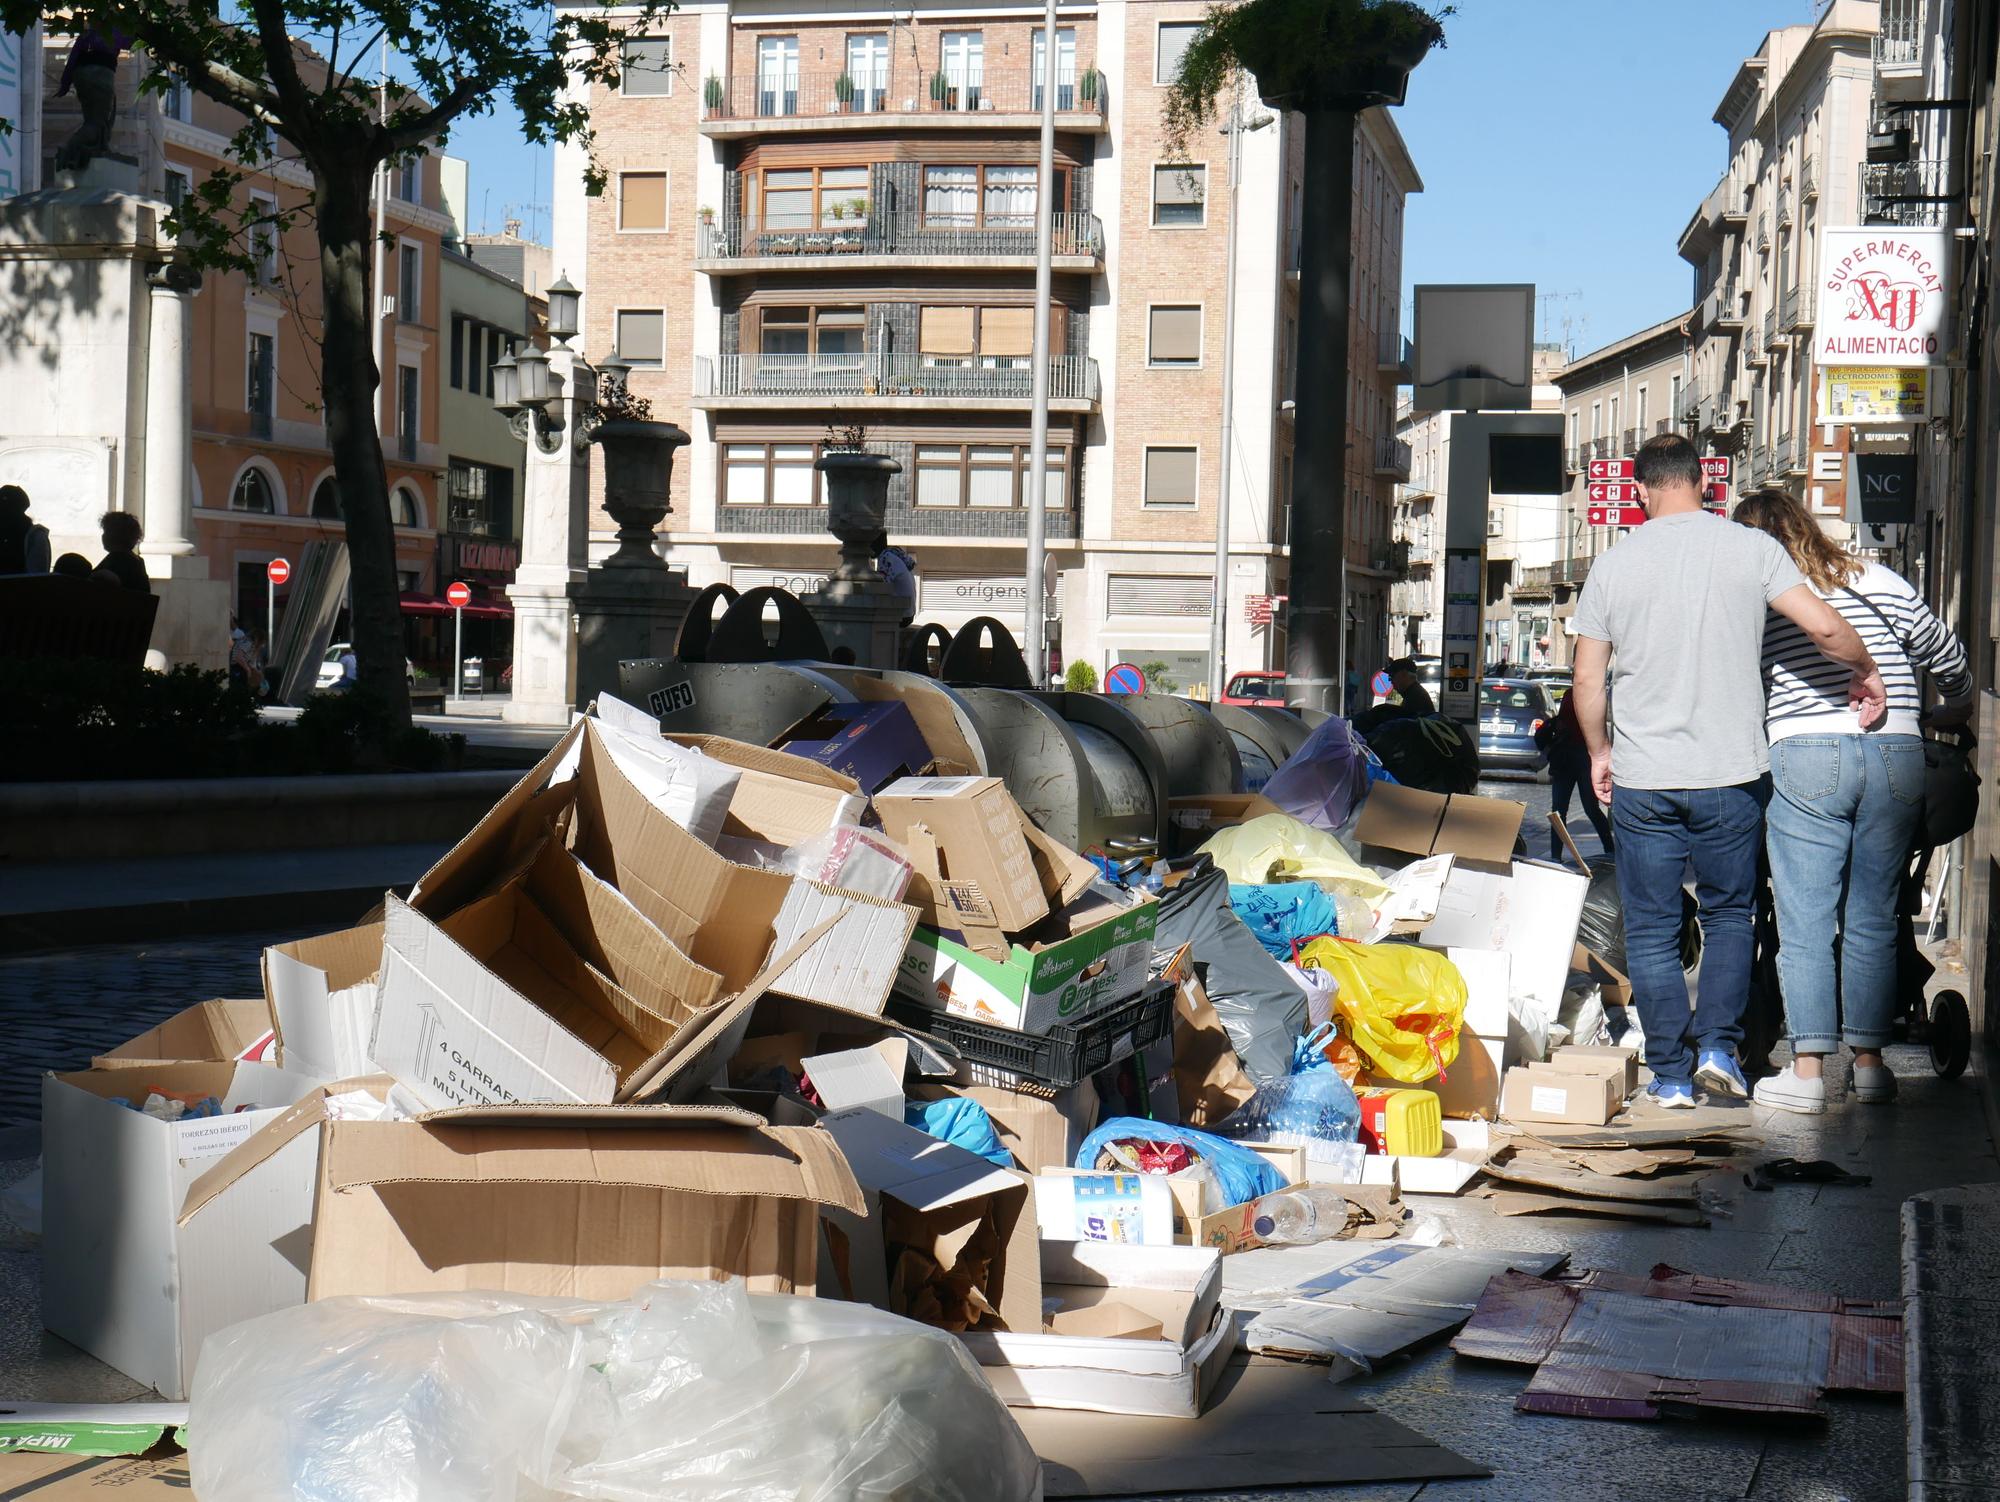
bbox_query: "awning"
[399,591,513,620]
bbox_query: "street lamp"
[493,272,622,454]
[546,273,580,344]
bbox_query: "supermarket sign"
[1814,227,1953,367]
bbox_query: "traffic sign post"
[1586,458,1635,482]
[1104,662,1147,695]
[446,580,472,701]
[1587,504,1649,527]
[264,558,289,661]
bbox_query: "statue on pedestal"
[55,23,133,173]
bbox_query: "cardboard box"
[895,892,1159,1035]
[801,1040,907,1119]
[93,998,274,1068]
[874,775,1052,935]
[261,923,383,1080]
[1419,859,1590,1032]
[1166,1141,1307,1254]
[1035,1169,1176,1246]
[727,993,959,1089]
[777,699,933,792]
[41,1061,324,1398]
[1358,1118,1493,1194]
[816,1107,1040,1333]
[1418,948,1510,1119]
[1555,1043,1640,1099]
[664,732,867,849]
[1500,1064,1622,1126]
[1165,793,1284,855]
[911,1079,1099,1173]
[0,1451,192,1498]
[961,1241,1233,1418]
[308,1105,862,1302]
[1355,782,1525,872]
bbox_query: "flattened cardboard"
[0,1450,193,1497]
[1478,1190,1709,1227]
[1483,1151,1703,1204]
[41,1062,324,1398]
[261,923,384,1080]
[94,998,273,1068]
[308,1110,862,1302]
[875,775,1051,934]
[1354,783,1524,871]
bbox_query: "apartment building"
[557,0,1417,693]
[1677,0,1880,517]
[28,39,449,634]
[1391,396,1444,656]
[1546,315,1694,665]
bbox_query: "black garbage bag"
[1363,714,1481,796]
[1151,860,1306,1088]
[1578,856,1702,974]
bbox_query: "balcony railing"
[1705,280,1745,328]
[1875,0,1926,69]
[1620,427,1638,455]
[1520,556,1595,590]
[1404,539,1436,566]
[1564,444,1583,474]
[1374,436,1412,478]
[1782,285,1815,329]
[1776,185,1793,227]
[1773,431,1796,475]
[1865,158,1956,227]
[1757,212,1771,251]
[1678,385,1705,423]
[696,211,1104,263]
[1763,309,1785,350]
[1719,174,1750,224]
[694,352,1101,404]
[701,65,1105,124]
[1801,155,1819,200]
[1376,329,1411,371]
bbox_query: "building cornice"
[162,119,457,236]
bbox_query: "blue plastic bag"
[1074,1118,1286,1207]
[905,1097,1014,1168]
[1229,882,1342,959]
[1252,1025,1361,1146]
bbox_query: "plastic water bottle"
[1332,891,1375,939]
[1249,1185,1354,1245]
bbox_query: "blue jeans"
[1765,734,1925,1053]
[1610,781,1769,1085]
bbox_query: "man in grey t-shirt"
[1570,435,1883,1105]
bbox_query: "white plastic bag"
[772,825,915,901]
[189,1279,1042,1502]
[587,695,742,847]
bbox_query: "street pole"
[453,603,463,705]
[370,39,388,434]
[266,579,275,665]
[1284,105,1357,715]
[1023,0,1057,688]
[1209,82,1246,703]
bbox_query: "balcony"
[1875,0,1926,74]
[1763,309,1786,351]
[1376,329,1412,378]
[1801,155,1819,200]
[1772,431,1796,475]
[1782,285,1815,330]
[1746,446,1771,486]
[1706,280,1746,329]
[1719,174,1751,225]
[1404,538,1436,567]
[692,352,1101,412]
[1564,444,1583,475]
[695,211,1104,273]
[1865,158,1957,227]
[699,66,1107,136]
[1620,426,1638,455]
[1678,385,1705,424]
[1374,435,1412,480]
[1756,212,1771,252]
[1706,389,1739,435]
[1776,185,1793,227]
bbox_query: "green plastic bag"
[1296,937,1466,1084]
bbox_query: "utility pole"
[1023,0,1057,687]
[369,40,388,435]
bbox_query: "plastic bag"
[1153,864,1307,1088]
[1261,715,1374,831]
[1253,1026,1361,1149]
[1229,881,1341,958]
[1281,960,1339,1030]
[1296,938,1467,1084]
[1075,1117,1286,1207]
[1361,715,1482,796]
[905,1096,1012,1167]
[1199,814,1393,906]
[775,825,915,901]
[189,1278,1041,1502]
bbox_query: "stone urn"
[816,449,901,582]
[594,418,690,567]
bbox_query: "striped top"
[1763,561,1973,742]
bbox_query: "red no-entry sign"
[446,581,472,608]
[266,557,290,586]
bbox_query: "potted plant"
[698,204,716,224]
[1079,67,1100,106]
[846,196,870,221]
[586,376,691,569]
[930,70,952,109]
[834,71,854,110]
[770,233,799,253]
[703,73,724,114]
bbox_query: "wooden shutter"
[980,307,1034,357]
[620,172,667,230]
[920,306,975,355]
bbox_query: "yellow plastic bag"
[1296,937,1466,1084]
[1197,814,1392,906]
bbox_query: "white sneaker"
[1852,1063,1898,1103]
[1752,1064,1827,1115]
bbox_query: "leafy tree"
[1,0,665,727]
[1063,659,1098,692]
[1139,659,1179,695]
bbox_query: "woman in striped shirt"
[1736,490,1973,1115]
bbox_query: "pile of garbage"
[12,693,1804,1497]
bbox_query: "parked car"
[315,643,416,690]
[1478,678,1555,777]
[1221,671,1287,707]
[1526,667,1573,706]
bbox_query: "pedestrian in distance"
[1538,686,1614,860]
[1385,656,1435,717]
[1735,490,1973,1114]
[1569,434,1886,1108]
[93,511,150,594]
[50,552,94,579]
[0,485,51,575]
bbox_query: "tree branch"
[244,0,317,139]
[383,70,488,152]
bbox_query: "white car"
[316,643,415,690]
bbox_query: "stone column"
[138,258,226,670]
[503,346,590,725]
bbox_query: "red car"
[1220,671,1287,707]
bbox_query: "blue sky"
[440,0,1826,343]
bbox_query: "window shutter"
[1107,574,1213,618]
[617,310,665,364]
[1149,306,1201,362]
[980,307,1034,357]
[1153,164,1204,207]
[621,173,667,230]
[1143,447,1198,505]
[920,306,975,354]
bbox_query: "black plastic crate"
[885,979,1176,1089]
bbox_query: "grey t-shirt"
[1571,510,1805,790]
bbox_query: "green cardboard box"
[895,894,1159,1035]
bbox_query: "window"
[389,485,420,527]
[754,164,867,230]
[160,75,190,122]
[1148,305,1202,368]
[722,442,819,506]
[1636,386,1648,431]
[757,36,799,116]
[164,168,190,211]
[616,309,665,366]
[619,171,668,231]
[757,305,864,366]
[916,305,1056,369]
[245,332,274,425]
[248,191,278,285]
[1607,394,1619,437]
[398,365,420,443]
[449,314,466,390]
[1670,372,1684,416]
[845,34,888,112]
[921,164,1053,228]
[1142,446,1197,508]
[311,477,341,518]
[396,154,421,204]
[1152,164,1205,227]
[1589,401,1601,440]
[914,444,1068,509]
[231,467,275,513]
[939,31,983,110]
[621,36,673,96]
[1156,22,1199,84]
[398,242,420,323]
[1033,27,1076,110]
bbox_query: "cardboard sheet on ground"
[1215,1240,1568,1369]
[1016,1356,1488,1497]
[0,1403,187,1456]
[1484,1149,1709,1204]
[1452,1265,1903,1420]
[1477,1189,1709,1227]
[0,1449,191,1496]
